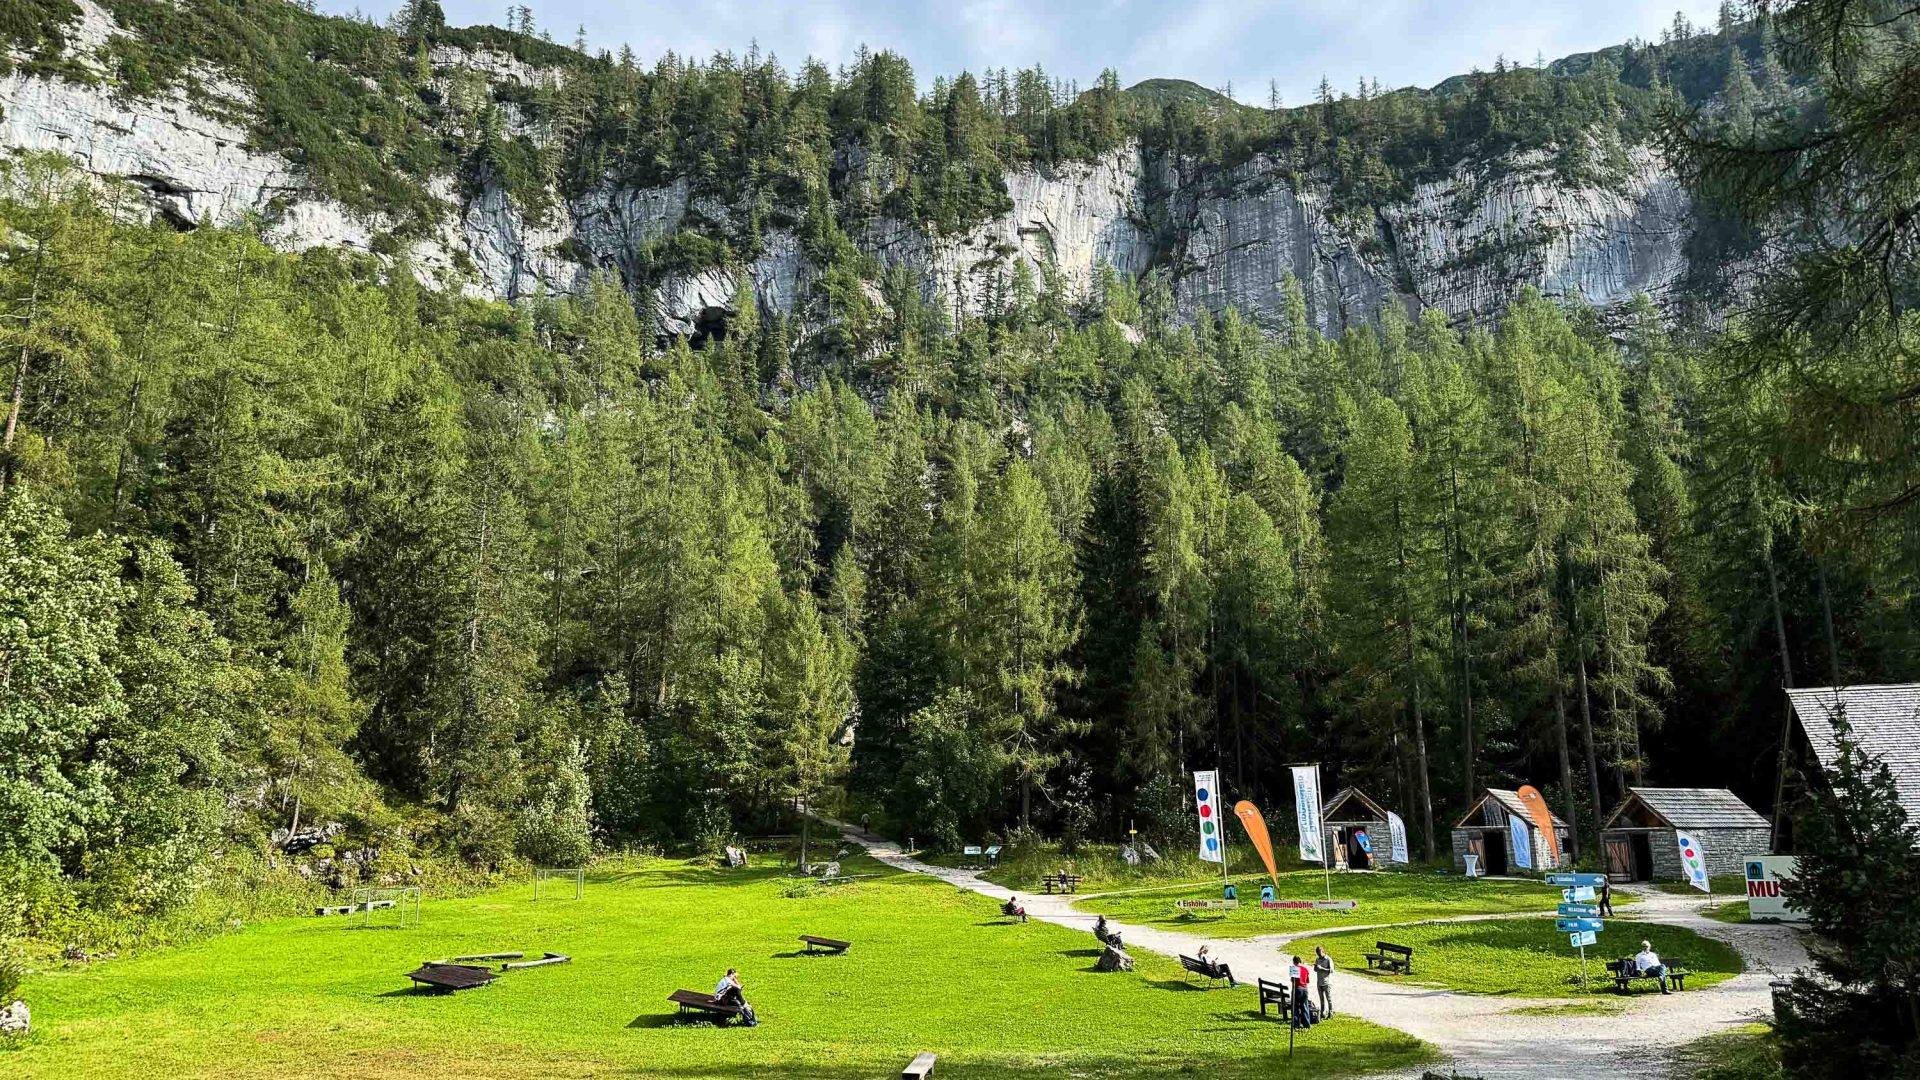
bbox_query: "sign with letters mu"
[1745,856,1807,923]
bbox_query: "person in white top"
[714,968,759,1025]
[1632,941,1671,994]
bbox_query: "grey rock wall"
[3,2,1700,342]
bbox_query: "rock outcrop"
[0,2,1697,339]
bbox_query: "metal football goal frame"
[349,886,421,929]
[534,867,584,901]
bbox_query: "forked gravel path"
[820,817,1809,1080]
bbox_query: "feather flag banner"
[1233,801,1280,890]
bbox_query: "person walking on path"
[1314,945,1335,1018]
[1598,878,1615,916]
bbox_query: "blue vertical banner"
[1509,812,1533,871]
[1193,770,1223,863]
[1291,765,1325,864]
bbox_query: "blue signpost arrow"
[1544,873,1609,888]
[1545,874,1610,989]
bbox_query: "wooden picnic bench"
[1364,941,1413,975]
[901,1051,937,1079]
[668,989,746,1024]
[1178,953,1235,987]
[404,963,497,991]
[1041,873,1083,894]
[799,934,851,954]
[1604,959,1689,993]
[1256,976,1294,1021]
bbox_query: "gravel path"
[821,818,1809,1080]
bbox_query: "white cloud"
[330,0,1728,101]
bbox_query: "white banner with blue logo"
[1387,811,1409,864]
[1291,765,1324,863]
[1192,770,1223,863]
[1509,812,1533,870]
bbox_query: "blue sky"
[324,1,1726,104]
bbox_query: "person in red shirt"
[1290,954,1312,1026]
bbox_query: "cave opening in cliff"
[689,306,731,349]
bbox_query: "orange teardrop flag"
[1233,800,1280,890]
[1515,784,1562,869]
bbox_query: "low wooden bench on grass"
[668,989,746,1025]
[999,899,1029,923]
[901,1051,937,1079]
[1256,977,1294,1022]
[404,963,497,992]
[799,934,851,955]
[1604,960,1689,994]
[1041,873,1083,894]
[1364,942,1414,975]
[1179,954,1236,987]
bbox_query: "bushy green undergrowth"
[5,852,1436,1080]
[1310,918,1742,997]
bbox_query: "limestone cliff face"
[0,3,1696,339]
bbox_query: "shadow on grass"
[1058,948,1102,958]
[1146,979,1208,992]
[624,1014,684,1029]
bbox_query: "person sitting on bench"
[715,968,760,1025]
[1002,897,1029,922]
[1631,941,1671,995]
[1095,914,1109,940]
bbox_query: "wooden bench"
[1041,873,1083,894]
[999,900,1028,922]
[1093,924,1121,949]
[901,1051,937,1079]
[1179,954,1235,987]
[404,963,497,991]
[799,934,851,954]
[1364,942,1413,975]
[1605,960,1689,994]
[1256,977,1294,1021]
[668,989,746,1024]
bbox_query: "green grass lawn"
[3,853,1435,1080]
[1307,918,1744,998]
[1655,875,1748,897]
[1071,870,1634,938]
[1671,1025,1783,1080]
[917,841,1289,893]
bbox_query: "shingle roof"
[1322,787,1392,822]
[1616,788,1769,831]
[1788,684,1920,819]
[1455,788,1569,830]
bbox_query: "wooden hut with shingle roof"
[1599,788,1770,882]
[1450,788,1570,876]
[1787,684,1920,821]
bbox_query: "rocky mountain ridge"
[2,1,1696,340]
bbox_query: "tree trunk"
[1395,497,1437,860]
[1574,649,1605,846]
[2,222,48,492]
[1552,676,1581,860]
[1763,537,1796,845]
